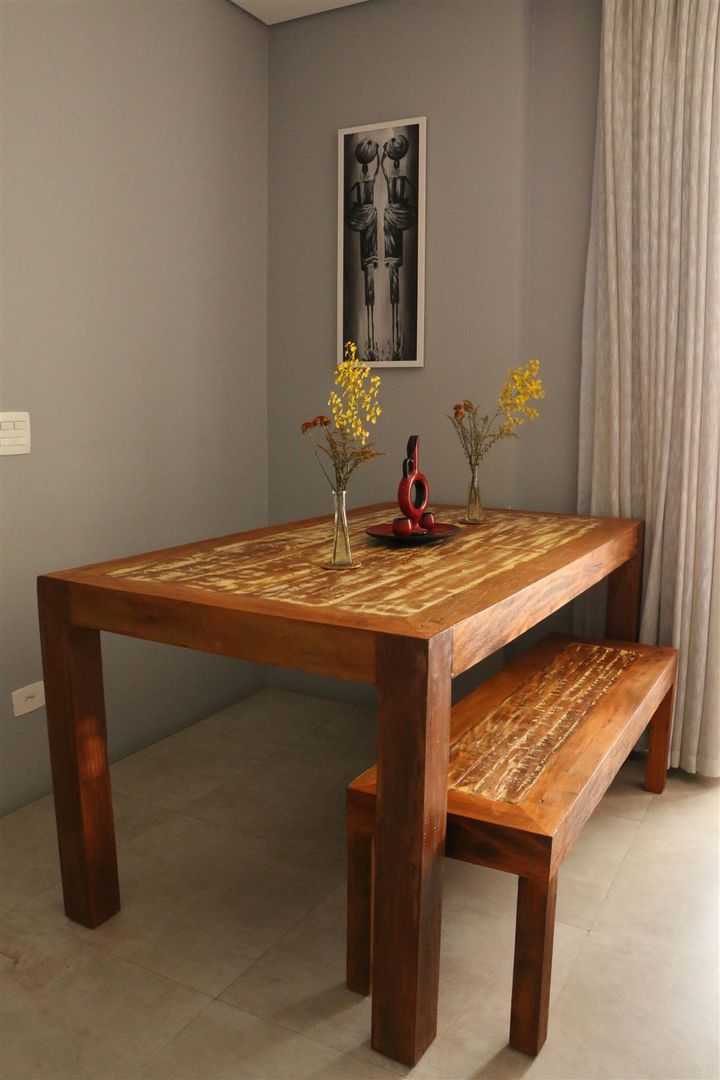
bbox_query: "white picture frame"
[337,116,426,368]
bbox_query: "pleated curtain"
[579,0,720,774]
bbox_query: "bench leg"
[644,686,674,794]
[509,874,557,1056]
[347,825,373,996]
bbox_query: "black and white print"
[338,117,426,367]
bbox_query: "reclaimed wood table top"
[44,504,640,682]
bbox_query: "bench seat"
[346,633,677,1056]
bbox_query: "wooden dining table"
[37,503,642,1066]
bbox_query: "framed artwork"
[338,116,426,368]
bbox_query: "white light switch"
[0,412,30,455]
[12,681,45,717]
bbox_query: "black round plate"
[365,522,461,546]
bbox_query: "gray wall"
[0,0,268,814]
[266,0,601,698]
[268,0,531,522]
[523,0,602,511]
[267,0,601,523]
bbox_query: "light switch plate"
[12,681,45,717]
[0,412,30,455]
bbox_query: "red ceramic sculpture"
[393,435,436,537]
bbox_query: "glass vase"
[329,488,353,568]
[461,464,488,524]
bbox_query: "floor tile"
[440,844,614,934]
[592,817,720,959]
[207,689,376,758]
[523,931,720,1079]
[220,885,381,1062]
[221,874,586,1077]
[108,689,338,813]
[597,753,656,821]
[0,795,60,910]
[384,893,586,1080]
[111,690,376,823]
[443,859,518,910]
[21,814,343,997]
[642,771,720,839]
[661,766,720,800]
[554,872,609,931]
[135,999,395,1079]
[184,736,377,859]
[560,808,641,888]
[0,906,209,1080]
[0,790,181,909]
[551,809,643,930]
[109,734,251,812]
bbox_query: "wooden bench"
[346,634,677,1056]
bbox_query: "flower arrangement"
[449,359,544,523]
[302,341,383,490]
[302,342,383,566]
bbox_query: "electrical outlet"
[0,412,30,455]
[11,680,45,717]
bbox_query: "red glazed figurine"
[393,435,436,537]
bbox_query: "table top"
[106,507,599,617]
[44,504,640,645]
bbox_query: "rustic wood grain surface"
[105,507,602,617]
[447,642,639,802]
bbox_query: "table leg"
[38,578,120,928]
[371,632,452,1066]
[605,523,645,641]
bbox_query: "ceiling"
[229,0,369,25]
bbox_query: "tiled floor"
[1,688,718,1080]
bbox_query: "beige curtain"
[579,0,720,775]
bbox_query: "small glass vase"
[461,464,488,524]
[328,488,354,568]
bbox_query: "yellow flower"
[498,359,544,421]
[302,341,384,492]
[450,359,544,465]
[329,341,382,446]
